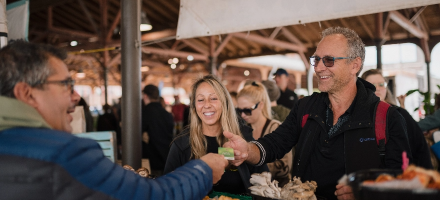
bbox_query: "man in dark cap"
[273,68,298,109]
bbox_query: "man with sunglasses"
[224,27,411,200]
[0,41,228,200]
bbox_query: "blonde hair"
[237,81,272,120]
[188,75,242,159]
[361,69,397,105]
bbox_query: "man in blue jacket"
[0,40,227,200]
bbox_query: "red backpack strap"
[301,114,309,128]
[375,101,390,146]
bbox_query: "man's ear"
[13,82,39,108]
[351,57,362,74]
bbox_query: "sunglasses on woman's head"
[236,102,259,116]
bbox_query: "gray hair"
[321,27,365,76]
[0,40,67,98]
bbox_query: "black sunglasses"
[43,78,76,94]
[236,102,259,116]
[310,56,354,67]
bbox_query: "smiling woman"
[164,75,269,196]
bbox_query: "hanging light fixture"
[76,69,86,79]
[140,11,152,31]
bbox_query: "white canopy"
[6,0,29,41]
[177,0,440,39]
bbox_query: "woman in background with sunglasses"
[237,81,292,187]
[164,75,268,196]
[361,69,432,169]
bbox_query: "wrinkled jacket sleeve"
[257,101,300,165]
[418,109,440,131]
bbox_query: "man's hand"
[200,153,228,184]
[335,184,355,200]
[222,131,249,166]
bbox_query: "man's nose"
[72,90,81,105]
[314,60,326,72]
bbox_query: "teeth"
[320,76,330,79]
[204,112,214,116]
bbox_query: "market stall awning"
[176,0,439,39]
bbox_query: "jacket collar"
[0,96,52,131]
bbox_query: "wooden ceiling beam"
[142,60,168,68]
[383,12,391,37]
[269,27,283,39]
[78,0,99,34]
[53,5,93,32]
[258,29,270,37]
[290,26,312,44]
[30,0,74,13]
[141,47,209,61]
[389,11,428,39]
[231,32,307,52]
[141,29,176,42]
[106,9,121,42]
[181,39,209,55]
[321,21,332,29]
[144,1,176,22]
[339,18,350,29]
[409,6,427,23]
[107,53,121,67]
[159,0,179,14]
[280,27,305,47]
[214,34,233,57]
[171,41,181,50]
[356,16,374,40]
[49,27,97,38]
[229,37,249,53]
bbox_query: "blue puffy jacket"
[0,127,212,200]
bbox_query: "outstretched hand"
[200,153,228,184]
[222,130,249,166]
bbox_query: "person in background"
[164,75,268,196]
[273,68,298,109]
[77,97,94,132]
[96,104,120,134]
[222,27,412,200]
[361,69,432,169]
[261,80,291,122]
[172,95,188,135]
[229,91,238,108]
[237,81,292,186]
[141,84,174,176]
[418,94,440,132]
[0,40,227,200]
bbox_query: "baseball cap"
[273,68,288,76]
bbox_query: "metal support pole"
[121,0,142,169]
[376,40,382,70]
[427,61,431,95]
[103,65,108,105]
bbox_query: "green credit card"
[218,147,234,160]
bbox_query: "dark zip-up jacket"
[164,122,269,194]
[254,78,412,199]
